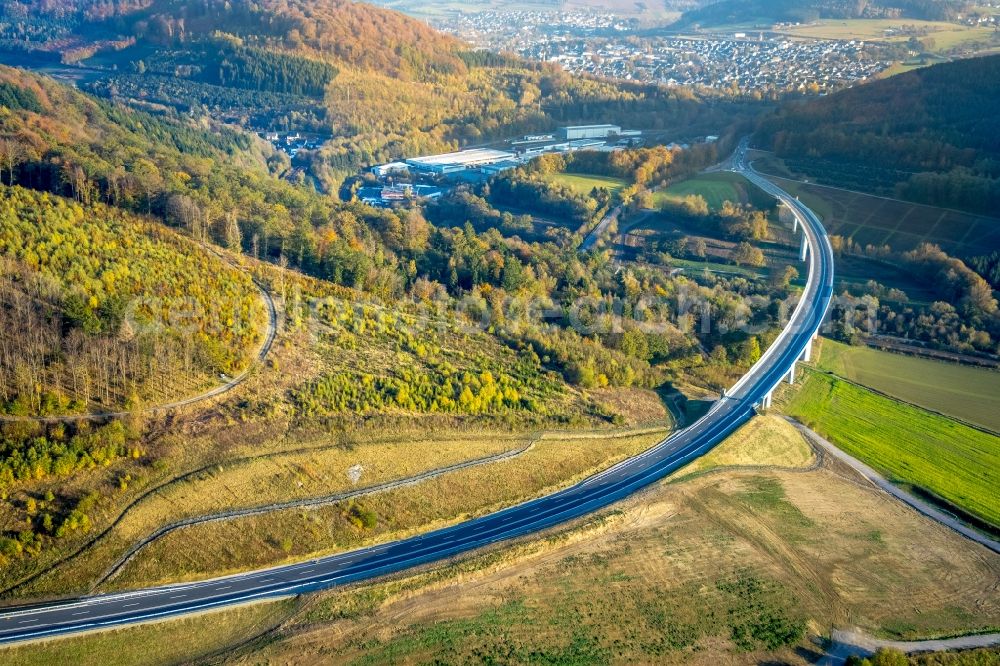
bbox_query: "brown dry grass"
[8,415,998,665]
[220,420,1000,665]
[6,427,542,599]
[106,430,666,589]
[678,414,815,475]
[0,599,296,666]
[588,386,672,427]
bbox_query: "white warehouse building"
[406,148,516,174]
[558,124,621,140]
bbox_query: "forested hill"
[0,0,759,189]
[753,54,1000,214]
[0,0,467,79]
[675,0,968,26]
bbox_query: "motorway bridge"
[0,140,834,645]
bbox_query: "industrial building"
[558,124,621,140]
[406,148,517,174]
[370,162,408,177]
[480,159,521,176]
[568,139,607,150]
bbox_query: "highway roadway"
[0,140,834,645]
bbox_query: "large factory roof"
[406,148,516,168]
[559,124,621,131]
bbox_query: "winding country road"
[0,140,835,645]
[579,204,622,252]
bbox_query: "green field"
[816,339,1000,432]
[780,369,1000,527]
[669,257,768,278]
[877,53,950,78]
[654,173,743,211]
[653,172,773,212]
[545,172,627,196]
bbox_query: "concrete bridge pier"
[802,338,812,362]
[799,232,809,261]
[786,362,796,384]
[762,391,773,409]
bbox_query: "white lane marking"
[72,611,89,616]
[216,585,232,591]
[168,594,187,599]
[0,211,830,641]
[123,603,140,608]
[18,619,38,625]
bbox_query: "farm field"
[779,369,1000,527]
[753,168,1000,256]
[816,338,1000,432]
[778,19,996,53]
[10,414,998,664]
[544,172,628,196]
[652,171,772,211]
[877,53,950,78]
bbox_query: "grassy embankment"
[106,429,668,589]
[651,171,771,211]
[13,435,527,597]
[778,362,1000,528]
[7,415,998,664]
[816,338,1000,432]
[0,599,297,666]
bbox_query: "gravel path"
[822,628,1000,665]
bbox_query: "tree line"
[0,186,264,414]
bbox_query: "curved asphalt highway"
[0,140,834,645]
